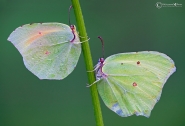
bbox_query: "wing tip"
[7,31,15,42]
[7,36,11,41]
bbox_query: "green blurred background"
[1,0,185,126]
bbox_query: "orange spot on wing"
[26,34,41,46]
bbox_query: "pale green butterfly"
[7,6,82,80]
[90,36,176,117]
[8,23,81,79]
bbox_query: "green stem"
[71,0,104,126]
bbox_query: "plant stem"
[71,0,104,126]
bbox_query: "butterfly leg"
[74,38,90,44]
[77,31,89,38]
[87,64,100,72]
[86,79,101,87]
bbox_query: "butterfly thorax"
[70,25,79,43]
[95,58,107,80]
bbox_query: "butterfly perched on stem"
[7,6,84,80]
[89,36,176,117]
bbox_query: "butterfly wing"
[97,51,176,117]
[8,23,81,80]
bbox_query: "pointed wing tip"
[7,37,10,41]
[163,65,176,86]
[171,65,176,74]
[7,31,13,42]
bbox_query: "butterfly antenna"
[68,5,73,26]
[98,36,105,58]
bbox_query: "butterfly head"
[99,58,104,64]
[70,25,76,32]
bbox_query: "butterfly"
[7,5,87,80]
[8,23,82,80]
[91,36,176,117]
